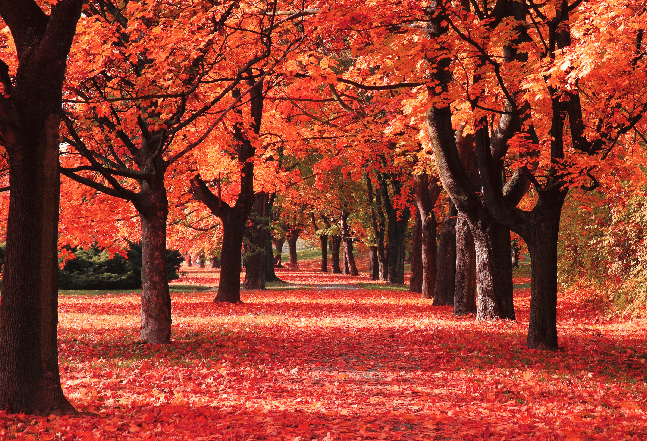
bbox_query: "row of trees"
[0,0,645,415]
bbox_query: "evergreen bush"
[58,242,184,290]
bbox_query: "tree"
[0,0,82,415]
[414,173,442,299]
[426,0,647,348]
[61,0,302,336]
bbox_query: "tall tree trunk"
[0,0,82,416]
[273,237,285,268]
[366,173,387,280]
[434,203,457,305]
[368,246,379,280]
[345,238,359,276]
[420,208,438,299]
[340,209,358,276]
[379,175,410,285]
[524,189,567,349]
[287,230,299,267]
[138,183,172,344]
[319,235,328,272]
[410,210,423,293]
[454,211,477,315]
[244,193,268,289]
[331,235,342,273]
[216,212,246,303]
[264,236,280,282]
[414,173,442,298]
[467,209,515,320]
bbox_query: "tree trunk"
[331,235,342,273]
[287,231,299,267]
[244,193,268,289]
[454,211,477,315]
[0,0,82,416]
[524,189,566,349]
[468,208,515,320]
[420,209,437,299]
[211,255,220,269]
[216,213,246,303]
[368,246,379,280]
[434,204,457,305]
[345,238,359,276]
[0,117,77,415]
[264,236,280,282]
[273,237,285,268]
[410,209,423,293]
[319,235,328,272]
[386,208,410,285]
[138,188,172,344]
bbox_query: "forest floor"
[1,259,646,440]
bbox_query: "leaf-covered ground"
[1,264,646,440]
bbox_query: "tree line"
[0,0,645,415]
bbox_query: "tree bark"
[273,237,285,268]
[524,189,566,349]
[138,180,172,344]
[216,212,247,302]
[409,209,423,293]
[454,211,476,315]
[368,246,379,280]
[0,0,82,416]
[286,229,299,267]
[244,192,268,290]
[319,235,328,272]
[381,177,410,285]
[365,174,387,280]
[414,173,442,298]
[434,203,457,305]
[331,235,342,273]
[340,209,358,276]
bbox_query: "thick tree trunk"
[454,211,477,315]
[216,214,246,303]
[387,209,410,285]
[467,208,515,320]
[244,193,268,289]
[525,190,566,349]
[319,235,328,272]
[0,0,82,416]
[138,193,172,344]
[434,204,457,305]
[331,235,342,273]
[287,231,299,267]
[0,116,76,415]
[368,246,379,280]
[345,238,359,276]
[410,210,423,293]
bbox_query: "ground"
[0,259,646,440]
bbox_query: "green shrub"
[58,242,184,290]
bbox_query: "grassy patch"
[359,283,408,291]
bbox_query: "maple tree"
[0,0,83,415]
[424,0,647,348]
[60,0,310,333]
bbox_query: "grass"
[281,246,322,262]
